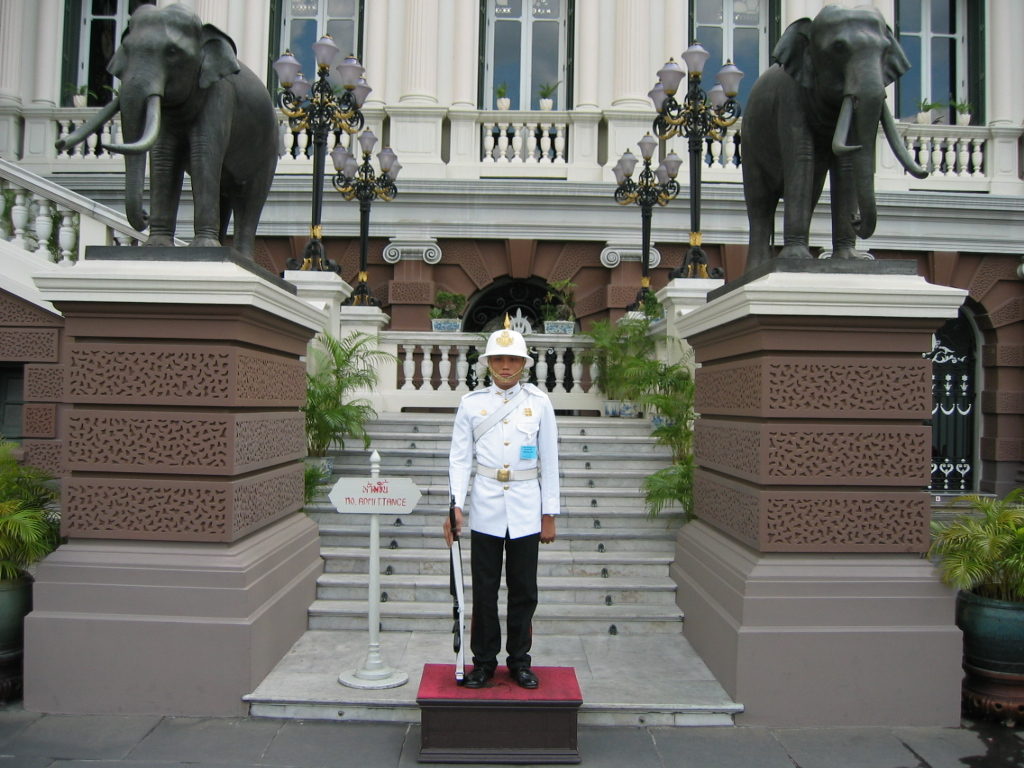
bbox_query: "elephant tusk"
[55,96,121,151]
[881,101,929,179]
[103,95,162,154]
[832,95,860,156]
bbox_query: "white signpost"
[330,450,420,689]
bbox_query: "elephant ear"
[773,17,814,89]
[882,25,912,86]
[199,24,240,89]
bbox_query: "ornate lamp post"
[330,130,401,306]
[273,36,371,271]
[649,43,742,278]
[612,133,682,310]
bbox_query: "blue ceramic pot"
[956,590,1024,721]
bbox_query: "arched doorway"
[463,277,549,332]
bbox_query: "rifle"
[448,494,466,683]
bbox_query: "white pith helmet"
[478,316,534,368]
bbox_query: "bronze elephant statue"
[56,3,279,262]
[741,5,928,270]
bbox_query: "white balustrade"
[378,330,602,413]
[7,106,1021,194]
[480,115,569,165]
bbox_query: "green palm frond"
[929,489,1024,602]
[303,331,395,457]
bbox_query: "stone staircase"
[246,412,743,725]
[304,412,686,636]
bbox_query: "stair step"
[320,546,673,578]
[316,572,677,605]
[315,524,677,552]
[307,599,683,633]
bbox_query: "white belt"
[476,465,539,482]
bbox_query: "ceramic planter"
[602,400,621,418]
[619,401,641,419]
[0,577,31,702]
[496,97,511,111]
[956,590,1024,721]
[916,111,932,125]
[431,318,461,332]
[543,320,574,335]
[539,98,554,111]
[72,94,87,107]
[956,113,972,126]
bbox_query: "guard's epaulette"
[462,389,488,400]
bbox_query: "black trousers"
[469,530,539,672]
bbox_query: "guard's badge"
[523,408,533,417]
[480,409,487,415]
[497,330,513,347]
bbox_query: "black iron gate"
[925,310,976,492]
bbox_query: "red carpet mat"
[417,664,582,703]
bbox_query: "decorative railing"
[0,157,148,262]
[481,115,568,165]
[375,330,602,413]
[0,106,1014,194]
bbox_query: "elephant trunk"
[112,93,161,231]
[103,94,161,154]
[835,91,884,240]
[55,97,121,151]
[881,101,929,179]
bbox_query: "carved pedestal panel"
[24,250,326,716]
[672,265,967,727]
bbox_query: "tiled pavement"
[0,704,1019,768]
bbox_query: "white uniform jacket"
[449,382,561,539]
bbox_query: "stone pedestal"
[674,263,967,726]
[24,249,326,715]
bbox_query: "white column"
[450,0,478,108]
[987,0,1024,127]
[194,0,229,28]
[235,0,271,76]
[662,0,686,66]
[574,0,600,109]
[362,0,390,107]
[32,0,61,105]
[0,0,26,105]
[400,0,440,104]
[611,0,652,108]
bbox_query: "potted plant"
[951,98,973,126]
[916,98,943,124]
[639,363,695,518]
[66,84,96,107]
[537,81,560,111]
[495,82,511,111]
[928,489,1024,722]
[303,331,394,473]
[541,278,576,334]
[429,290,466,332]
[0,440,60,701]
[582,315,656,417]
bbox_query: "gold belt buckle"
[496,468,511,482]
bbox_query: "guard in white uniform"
[444,322,560,689]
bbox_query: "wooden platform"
[417,664,582,764]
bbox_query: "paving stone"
[772,727,922,768]
[0,713,161,760]
[263,720,408,768]
[650,726,796,768]
[0,706,41,748]
[128,716,284,764]
[891,726,995,768]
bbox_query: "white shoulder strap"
[473,388,528,443]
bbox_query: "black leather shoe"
[462,666,494,688]
[511,667,539,689]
